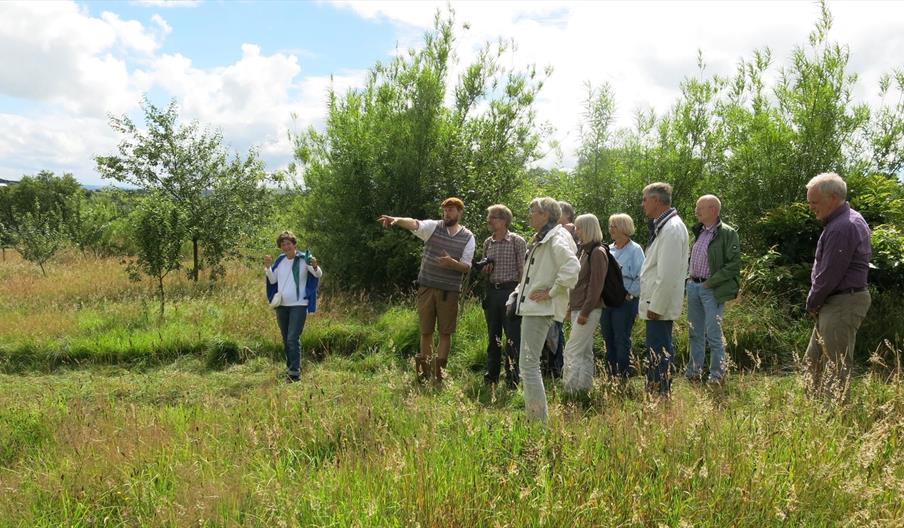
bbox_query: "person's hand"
[482,263,494,275]
[529,288,551,301]
[263,255,273,267]
[577,314,588,325]
[309,257,318,270]
[436,251,458,269]
[647,310,661,320]
[378,215,395,228]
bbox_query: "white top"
[412,219,476,265]
[265,256,324,307]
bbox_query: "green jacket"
[691,219,741,304]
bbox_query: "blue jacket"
[265,250,320,313]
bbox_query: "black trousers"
[483,286,521,384]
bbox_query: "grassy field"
[1,252,902,526]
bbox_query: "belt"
[489,281,518,290]
[830,286,868,296]
[689,276,707,283]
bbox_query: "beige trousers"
[805,290,871,398]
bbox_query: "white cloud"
[0,1,162,115]
[131,0,201,7]
[2,0,903,185]
[332,0,904,168]
[151,14,173,36]
[0,1,365,184]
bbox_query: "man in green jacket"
[686,194,741,384]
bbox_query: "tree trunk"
[191,237,199,282]
[158,276,166,319]
[39,262,46,277]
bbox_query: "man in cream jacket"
[639,182,689,395]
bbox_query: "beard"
[443,217,459,227]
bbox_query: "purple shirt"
[806,202,871,312]
[689,223,716,279]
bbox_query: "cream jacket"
[510,224,580,322]
[639,214,689,321]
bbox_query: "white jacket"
[511,224,581,322]
[639,214,689,321]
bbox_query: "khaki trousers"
[805,290,871,398]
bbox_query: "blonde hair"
[608,213,636,237]
[574,214,603,244]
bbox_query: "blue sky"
[1,1,903,186]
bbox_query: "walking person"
[378,198,475,383]
[265,230,323,382]
[508,197,580,422]
[562,214,607,394]
[685,194,741,385]
[638,183,689,396]
[600,213,645,379]
[480,204,527,388]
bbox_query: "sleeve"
[515,236,527,279]
[307,264,323,278]
[265,266,277,284]
[806,228,855,312]
[706,228,740,289]
[547,234,581,299]
[460,235,476,266]
[412,219,440,242]
[581,247,608,317]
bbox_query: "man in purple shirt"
[805,172,872,400]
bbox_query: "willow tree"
[293,10,549,290]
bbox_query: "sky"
[1,0,903,187]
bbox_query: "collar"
[823,202,850,225]
[491,230,514,242]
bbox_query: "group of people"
[264,171,871,420]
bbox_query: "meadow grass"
[0,356,902,526]
[1,252,902,526]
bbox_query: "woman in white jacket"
[508,197,581,423]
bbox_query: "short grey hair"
[529,197,562,224]
[643,182,673,206]
[574,213,603,244]
[806,172,847,200]
[558,201,575,223]
[697,194,722,214]
[608,213,636,237]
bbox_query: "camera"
[472,257,495,272]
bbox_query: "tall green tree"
[294,11,548,289]
[96,99,271,281]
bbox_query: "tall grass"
[0,356,902,526]
[1,252,903,525]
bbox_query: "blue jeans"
[601,297,640,378]
[645,319,674,394]
[276,306,307,378]
[686,281,726,381]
